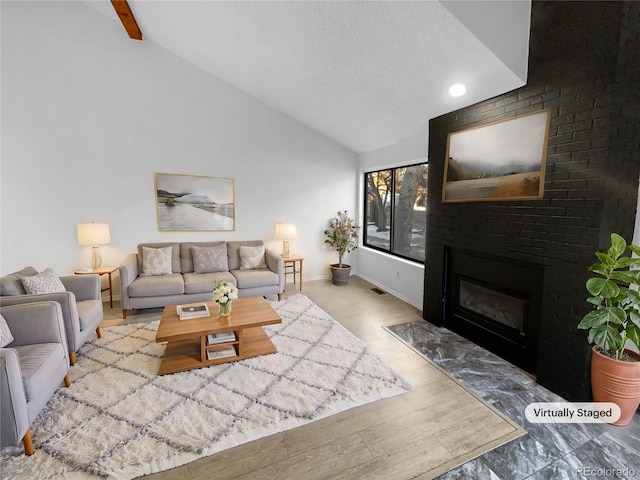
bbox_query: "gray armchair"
[0,267,103,365]
[0,302,71,455]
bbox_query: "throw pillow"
[192,245,228,274]
[141,246,173,276]
[0,314,14,347]
[21,268,66,295]
[239,245,267,270]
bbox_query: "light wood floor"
[101,276,524,480]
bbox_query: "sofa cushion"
[180,242,227,273]
[227,240,264,271]
[13,343,65,402]
[192,245,229,274]
[141,246,173,276]
[239,245,267,270]
[0,314,14,347]
[0,266,39,296]
[231,269,278,289]
[183,272,237,295]
[137,243,181,273]
[128,274,185,297]
[21,268,66,295]
[76,299,104,332]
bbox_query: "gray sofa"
[0,267,103,365]
[0,301,71,455]
[119,240,284,318]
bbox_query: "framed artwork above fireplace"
[442,109,551,203]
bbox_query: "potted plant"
[577,232,640,425]
[324,210,360,286]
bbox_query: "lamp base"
[92,246,103,269]
[281,240,290,257]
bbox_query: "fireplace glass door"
[458,278,526,335]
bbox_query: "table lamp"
[77,223,111,268]
[275,223,297,257]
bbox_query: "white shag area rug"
[0,294,412,479]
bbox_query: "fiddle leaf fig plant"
[577,233,640,360]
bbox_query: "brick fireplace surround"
[423,1,640,401]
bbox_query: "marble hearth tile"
[434,457,501,480]
[532,437,640,480]
[564,436,640,478]
[387,321,429,341]
[492,390,602,458]
[388,322,535,387]
[386,320,640,480]
[518,387,607,437]
[601,420,640,453]
[441,368,532,404]
[520,383,565,403]
[480,434,557,479]
[594,434,640,473]
[525,455,590,480]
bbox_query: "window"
[364,163,427,263]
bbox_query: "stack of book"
[207,347,236,360]
[207,332,236,345]
[177,303,209,320]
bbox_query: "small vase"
[218,301,232,317]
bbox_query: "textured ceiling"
[83,1,531,154]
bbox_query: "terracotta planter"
[591,346,640,426]
[329,264,351,286]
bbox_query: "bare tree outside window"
[366,171,391,250]
[364,163,427,263]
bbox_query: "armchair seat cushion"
[76,300,103,332]
[231,269,279,289]
[13,343,66,402]
[183,272,236,295]
[128,274,184,297]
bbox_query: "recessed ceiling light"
[449,83,467,97]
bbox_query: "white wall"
[357,128,428,309]
[1,2,358,284]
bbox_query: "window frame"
[363,161,427,265]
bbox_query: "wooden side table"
[282,255,304,291]
[75,266,117,308]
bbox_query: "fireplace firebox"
[443,247,544,373]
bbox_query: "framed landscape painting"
[442,109,551,203]
[154,172,235,231]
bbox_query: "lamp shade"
[275,223,298,240]
[77,223,111,246]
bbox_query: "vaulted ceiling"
[84,1,532,154]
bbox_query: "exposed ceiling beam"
[111,0,142,40]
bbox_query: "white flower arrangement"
[213,280,238,305]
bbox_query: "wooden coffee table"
[155,296,282,375]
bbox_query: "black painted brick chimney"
[423,1,640,401]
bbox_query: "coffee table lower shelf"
[158,327,276,375]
